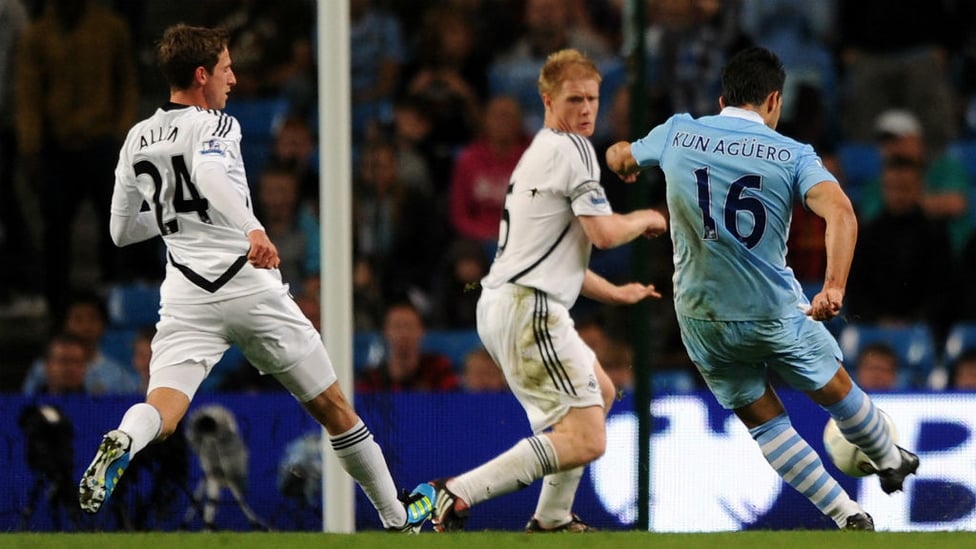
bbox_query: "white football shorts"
[148,286,336,402]
[477,283,602,433]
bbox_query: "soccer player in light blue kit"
[606,47,919,530]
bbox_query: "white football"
[822,412,898,478]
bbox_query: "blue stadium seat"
[946,140,976,182]
[353,331,385,370]
[422,330,483,370]
[836,141,881,208]
[945,323,976,366]
[838,323,937,388]
[222,98,289,185]
[101,327,137,367]
[945,140,976,224]
[107,283,161,329]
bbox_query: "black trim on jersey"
[168,252,249,293]
[533,289,577,396]
[213,114,233,138]
[508,223,571,284]
[566,133,592,176]
[330,424,371,451]
[161,101,193,112]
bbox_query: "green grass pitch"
[4,531,974,549]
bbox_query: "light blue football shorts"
[676,312,843,410]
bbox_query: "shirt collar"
[720,106,765,125]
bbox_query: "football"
[822,412,898,477]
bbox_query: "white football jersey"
[481,128,612,308]
[112,103,282,304]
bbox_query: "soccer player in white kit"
[77,24,434,532]
[429,49,668,532]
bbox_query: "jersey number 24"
[134,155,212,235]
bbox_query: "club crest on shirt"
[200,139,226,156]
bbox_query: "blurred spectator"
[201,0,314,100]
[576,312,611,360]
[271,35,316,118]
[643,0,752,120]
[352,256,384,331]
[15,0,140,319]
[739,0,838,143]
[837,0,961,154]
[602,340,634,396]
[576,311,633,394]
[847,155,953,331]
[390,96,436,194]
[350,0,406,141]
[352,139,445,305]
[269,115,319,208]
[295,275,321,332]
[957,231,976,323]
[22,292,140,395]
[448,95,529,248]
[949,349,976,390]
[461,346,507,393]
[855,110,971,255]
[0,0,37,315]
[488,0,613,134]
[130,326,154,395]
[254,164,320,290]
[32,333,88,395]
[854,342,900,391]
[431,238,488,330]
[401,5,488,189]
[355,301,459,393]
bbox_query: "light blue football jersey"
[630,107,837,321]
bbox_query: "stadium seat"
[944,323,976,366]
[353,331,385,370]
[946,140,976,182]
[835,141,881,208]
[945,140,976,224]
[101,327,137,367]
[107,283,161,329]
[838,323,938,388]
[422,329,483,369]
[222,98,289,185]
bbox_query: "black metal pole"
[623,0,651,532]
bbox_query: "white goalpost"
[317,0,355,533]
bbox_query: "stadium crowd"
[3,0,976,394]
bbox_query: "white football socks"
[329,420,405,529]
[450,435,559,508]
[118,402,162,455]
[532,466,584,528]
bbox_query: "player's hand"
[642,209,668,239]
[613,282,663,304]
[807,287,843,321]
[247,229,280,269]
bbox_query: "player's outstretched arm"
[579,209,667,249]
[804,180,857,321]
[581,269,662,305]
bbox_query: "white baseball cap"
[875,109,923,138]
